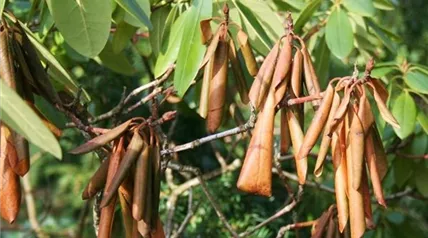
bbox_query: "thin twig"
[161,107,257,156]
[167,161,240,238]
[239,186,304,237]
[171,189,201,238]
[22,173,49,238]
[276,220,316,238]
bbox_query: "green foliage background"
[0,0,427,237]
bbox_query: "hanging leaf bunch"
[0,15,62,223]
[198,3,258,133]
[69,115,172,238]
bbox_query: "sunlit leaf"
[117,0,152,29]
[0,80,62,159]
[343,0,375,17]
[174,0,212,96]
[46,0,111,57]
[373,0,394,11]
[154,10,188,78]
[367,19,397,53]
[417,111,428,134]
[405,69,428,94]
[232,0,272,55]
[326,6,354,59]
[392,91,416,139]
[294,0,322,33]
[150,6,173,58]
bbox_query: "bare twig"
[167,161,240,238]
[161,107,257,156]
[239,186,304,237]
[22,173,48,238]
[276,220,316,238]
[171,189,201,238]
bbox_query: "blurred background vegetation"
[1,0,428,237]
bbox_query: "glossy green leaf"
[414,166,428,197]
[313,36,330,88]
[367,19,397,53]
[239,0,284,47]
[97,40,136,76]
[392,91,417,139]
[0,80,62,159]
[417,111,428,134]
[232,0,272,55]
[15,21,91,102]
[154,10,189,78]
[371,62,400,78]
[294,0,322,33]
[46,0,111,57]
[112,21,138,54]
[150,6,172,58]
[373,0,394,11]
[117,0,152,29]
[325,6,354,59]
[174,0,212,96]
[405,70,428,94]
[343,0,375,17]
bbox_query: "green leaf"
[294,0,322,33]
[112,21,138,54]
[239,0,284,47]
[325,6,354,59]
[150,6,172,58]
[46,0,111,57]
[371,62,400,78]
[405,69,428,94]
[393,157,413,189]
[367,19,397,53]
[174,0,212,96]
[16,21,91,102]
[232,0,273,55]
[154,10,189,78]
[272,0,305,11]
[0,0,5,16]
[414,166,428,197]
[117,0,152,29]
[313,35,330,88]
[0,81,62,159]
[343,0,375,17]
[373,0,394,11]
[97,40,136,76]
[392,91,417,139]
[417,111,428,134]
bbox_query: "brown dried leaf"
[237,88,275,196]
[82,158,110,200]
[237,30,258,76]
[200,24,223,68]
[200,18,213,45]
[69,119,133,154]
[291,49,303,97]
[249,42,279,109]
[228,38,249,104]
[272,34,292,89]
[132,140,150,220]
[101,131,144,208]
[365,127,387,207]
[334,124,348,232]
[314,92,340,177]
[298,83,335,160]
[287,108,307,184]
[207,39,229,133]
[198,55,214,118]
[98,137,124,238]
[345,108,366,238]
[280,108,290,155]
[367,81,400,129]
[350,104,365,190]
